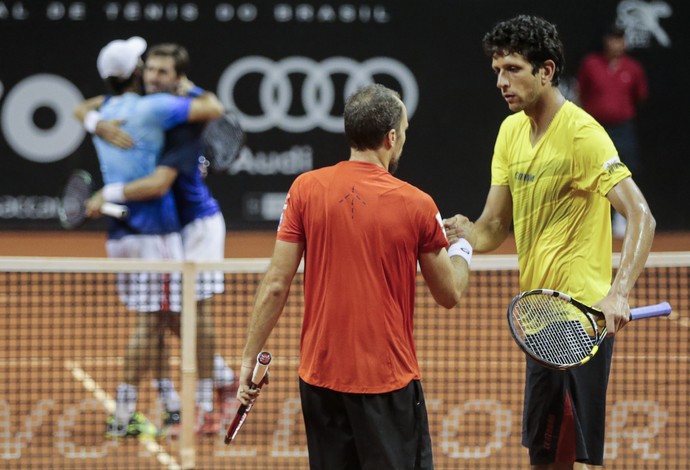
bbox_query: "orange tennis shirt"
[277,160,449,393]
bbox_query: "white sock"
[155,378,180,412]
[196,378,214,413]
[213,354,235,387]
[115,383,137,424]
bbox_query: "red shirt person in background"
[578,24,648,236]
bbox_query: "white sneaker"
[213,355,235,388]
[215,380,239,425]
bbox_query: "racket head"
[58,170,94,229]
[201,110,245,173]
[507,289,606,369]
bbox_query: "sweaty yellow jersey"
[491,101,631,304]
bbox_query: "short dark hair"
[146,43,190,76]
[344,84,403,151]
[482,15,565,86]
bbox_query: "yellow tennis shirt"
[491,101,631,304]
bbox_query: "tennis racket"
[58,170,129,229]
[201,110,245,173]
[508,288,671,370]
[224,351,272,445]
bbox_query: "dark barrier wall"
[1,0,688,231]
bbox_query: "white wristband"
[102,183,126,203]
[83,110,102,134]
[448,238,473,266]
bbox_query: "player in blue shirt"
[81,43,236,436]
[74,37,224,438]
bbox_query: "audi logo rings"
[217,56,419,133]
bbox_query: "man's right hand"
[443,214,476,246]
[85,191,105,218]
[176,76,195,96]
[236,362,261,407]
[95,119,133,149]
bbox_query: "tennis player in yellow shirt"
[446,15,656,469]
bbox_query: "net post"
[179,261,197,469]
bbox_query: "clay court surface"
[0,231,688,469]
[2,230,690,258]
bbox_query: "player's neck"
[526,88,565,145]
[115,86,142,97]
[349,149,389,171]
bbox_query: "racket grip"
[630,302,672,320]
[100,202,129,219]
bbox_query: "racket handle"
[100,202,129,219]
[223,352,271,445]
[251,351,272,385]
[630,302,672,320]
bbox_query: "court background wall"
[0,0,688,232]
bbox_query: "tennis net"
[0,253,687,469]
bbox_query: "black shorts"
[522,336,615,465]
[299,378,433,470]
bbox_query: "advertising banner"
[0,0,686,230]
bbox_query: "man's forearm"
[473,216,510,253]
[610,207,656,297]
[241,276,290,367]
[74,96,105,124]
[188,92,224,122]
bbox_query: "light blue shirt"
[93,92,191,238]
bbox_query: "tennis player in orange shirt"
[237,83,473,469]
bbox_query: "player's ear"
[386,129,397,148]
[541,60,556,85]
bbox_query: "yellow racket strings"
[513,294,597,366]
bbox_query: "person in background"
[74,36,224,438]
[237,83,473,469]
[81,43,237,436]
[447,15,655,469]
[577,24,648,237]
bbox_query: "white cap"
[96,36,147,79]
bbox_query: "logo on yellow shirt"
[514,171,535,183]
[602,156,627,175]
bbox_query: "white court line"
[615,354,690,362]
[71,356,180,368]
[0,357,52,367]
[64,360,181,470]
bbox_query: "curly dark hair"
[344,84,403,151]
[482,15,565,86]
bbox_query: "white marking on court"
[65,360,181,470]
[615,354,689,362]
[0,357,52,367]
[73,356,180,368]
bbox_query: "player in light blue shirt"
[94,91,191,238]
[74,36,224,439]
[81,42,237,437]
